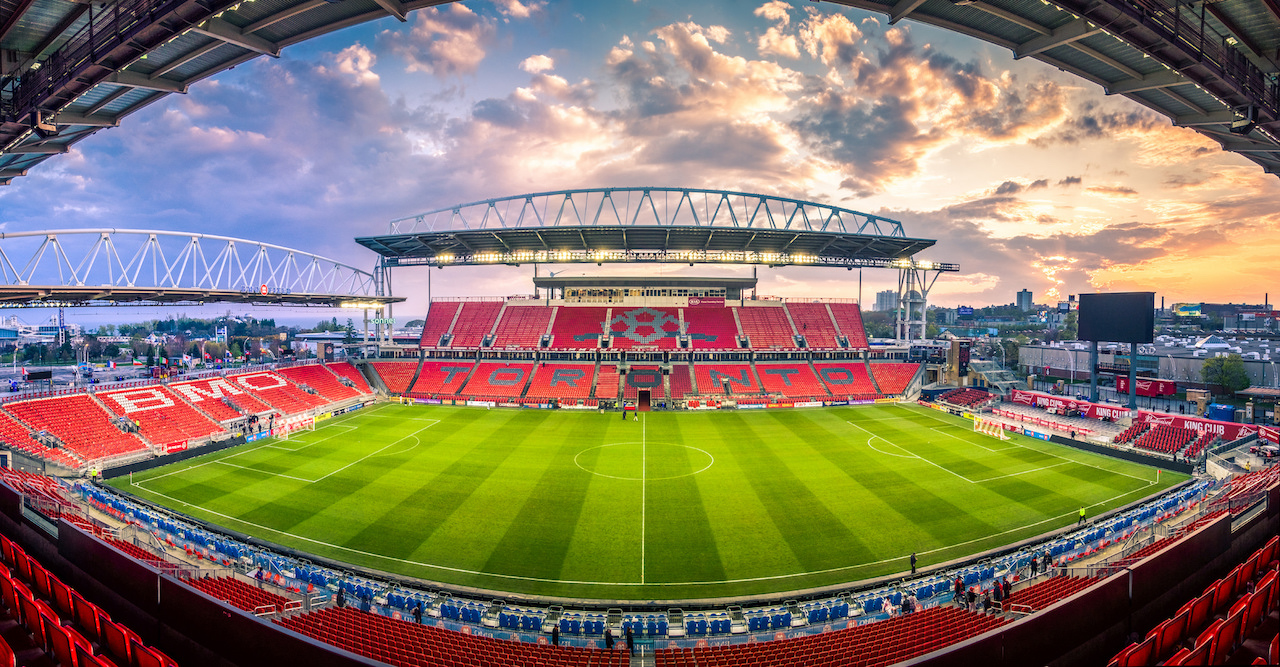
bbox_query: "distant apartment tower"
[1016,289,1033,312]
[875,289,897,312]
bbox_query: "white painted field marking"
[641,413,646,584]
[129,474,1158,588]
[259,424,358,452]
[845,421,918,459]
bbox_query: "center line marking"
[641,412,646,585]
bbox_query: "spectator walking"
[954,576,964,602]
[551,624,559,646]
[625,626,634,654]
[412,602,423,624]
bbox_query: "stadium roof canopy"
[355,188,959,271]
[827,0,1280,175]
[0,229,400,307]
[2,0,1279,184]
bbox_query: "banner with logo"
[1116,377,1177,397]
[1009,390,1131,420]
[686,296,726,308]
[1135,412,1258,441]
[1260,425,1279,445]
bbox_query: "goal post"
[973,416,1010,440]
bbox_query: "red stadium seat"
[491,305,554,348]
[735,306,796,349]
[681,307,739,349]
[421,301,463,347]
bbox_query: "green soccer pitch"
[110,402,1187,600]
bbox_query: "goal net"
[973,417,1010,440]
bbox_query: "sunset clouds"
[0,0,1277,317]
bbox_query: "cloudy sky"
[2,0,1278,323]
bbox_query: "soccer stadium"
[2,1,1280,667]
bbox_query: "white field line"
[641,413,646,584]
[127,471,1158,588]
[259,424,358,453]
[845,421,918,459]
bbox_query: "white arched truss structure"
[0,229,396,307]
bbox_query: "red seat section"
[277,364,363,402]
[608,307,681,349]
[408,362,474,396]
[870,362,920,396]
[814,363,879,399]
[594,365,620,399]
[421,301,462,347]
[370,362,419,394]
[525,364,595,401]
[0,408,80,469]
[184,576,295,614]
[7,396,147,462]
[1002,576,1098,612]
[669,366,694,400]
[695,364,761,396]
[940,388,993,408]
[830,303,869,350]
[99,386,226,448]
[736,306,796,349]
[277,606,626,667]
[623,366,665,400]
[232,372,328,415]
[170,376,274,419]
[325,361,373,394]
[655,605,1005,667]
[491,305,553,349]
[681,306,740,349]
[460,363,534,399]
[450,302,502,347]
[786,303,840,349]
[549,307,608,349]
[1132,424,1196,455]
[757,364,828,398]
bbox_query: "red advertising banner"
[1115,377,1177,397]
[1259,425,1279,445]
[1008,390,1131,420]
[1136,412,1258,441]
[687,296,726,308]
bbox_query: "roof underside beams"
[356,227,957,271]
[0,0,454,180]
[827,0,1280,176]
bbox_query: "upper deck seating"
[549,307,608,349]
[655,605,1006,667]
[694,364,761,396]
[681,307,740,349]
[786,303,840,348]
[325,361,373,393]
[99,386,225,447]
[449,302,502,347]
[757,364,828,398]
[7,396,147,461]
[870,362,920,395]
[0,409,80,468]
[594,365,620,399]
[231,372,328,415]
[184,576,295,615]
[459,363,534,398]
[608,307,681,349]
[407,362,475,396]
[369,362,419,395]
[813,363,879,399]
[421,301,461,347]
[277,365,363,402]
[277,606,626,667]
[491,305,553,349]
[736,306,796,349]
[623,366,665,400]
[830,303,869,349]
[525,364,595,400]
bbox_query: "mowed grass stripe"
[115,404,1186,600]
[710,412,875,572]
[645,416,727,585]
[481,413,612,580]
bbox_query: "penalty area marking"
[200,421,438,484]
[259,424,359,453]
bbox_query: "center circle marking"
[574,442,715,481]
